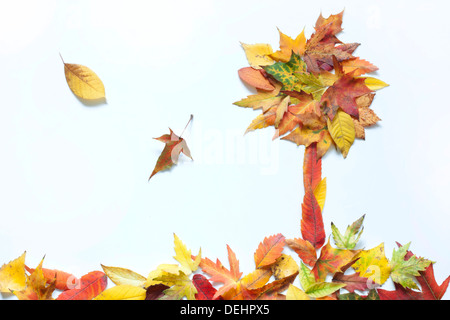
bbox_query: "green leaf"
[264,53,306,90]
[298,262,345,298]
[331,215,365,249]
[390,242,432,290]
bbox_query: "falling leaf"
[238,67,275,91]
[0,251,26,293]
[94,284,146,300]
[56,271,107,300]
[241,43,275,69]
[149,115,193,180]
[60,54,105,100]
[101,265,146,287]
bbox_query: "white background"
[1,0,449,299]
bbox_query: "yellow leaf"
[145,264,180,287]
[275,95,290,127]
[271,254,299,280]
[363,77,389,91]
[61,55,105,100]
[173,233,201,276]
[352,243,390,285]
[0,251,27,293]
[269,28,306,62]
[313,178,327,212]
[240,43,275,69]
[101,265,146,287]
[94,284,146,300]
[286,284,310,300]
[327,110,355,158]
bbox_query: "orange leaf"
[238,67,275,91]
[25,265,79,291]
[301,188,326,250]
[285,238,317,267]
[56,271,107,300]
[341,57,378,76]
[254,234,286,269]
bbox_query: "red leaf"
[285,238,317,266]
[254,234,286,269]
[56,271,107,300]
[192,274,223,300]
[145,284,170,300]
[396,242,450,300]
[303,143,322,191]
[332,272,374,293]
[377,283,424,300]
[238,67,275,91]
[300,188,325,250]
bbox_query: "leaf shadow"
[72,93,108,107]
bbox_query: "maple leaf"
[377,282,424,300]
[56,271,107,300]
[389,242,432,290]
[254,233,286,269]
[12,257,56,300]
[285,238,317,267]
[331,214,365,249]
[240,42,275,69]
[149,115,193,180]
[0,251,26,293]
[321,71,373,120]
[269,28,306,62]
[352,243,390,286]
[314,10,345,44]
[238,67,275,91]
[198,245,243,299]
[311,239,360,282]
[396,242,450,300]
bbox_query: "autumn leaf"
[233,82,282,112]
[94,284,146,300]
[301,187,326,250]
[298,261,345,298]
[198,245,242,299]
[264,53,306,91]
[396,242,450,300]
[60,54,105,100]
[149,115,193,180]
[377,282,424,300]
[389,242,432,290]
[238,67,275,91]
[56,271,107,300]
[155,270,197,300]
[285,238,317,267]
[173,233,201,276]
[101,264,146,287]
[25,265,79,291]
[145,284,170,300]
[327,109,356,158]
[282,126,332,158]
[338,290,379,300]
[0,251,26,293]
[12,257,56,300]
[240,43,275,69]
[341,57,378,76]
[303,143,322,192]
[222,268,272,300]
[313,178,327,212]
[269,28,306,62]
[332,271,374,293]
[311,239,359,282]
[364,77,389,91]
[352,243,390,285]
[331,215,365,249]
[271,254,299,280]
[192,274,223,300]
[254,233,286,269]
[244,272,298,300]
[286,284,310,300]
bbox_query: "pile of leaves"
[234,10,388,158]
[0,11,448,301]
